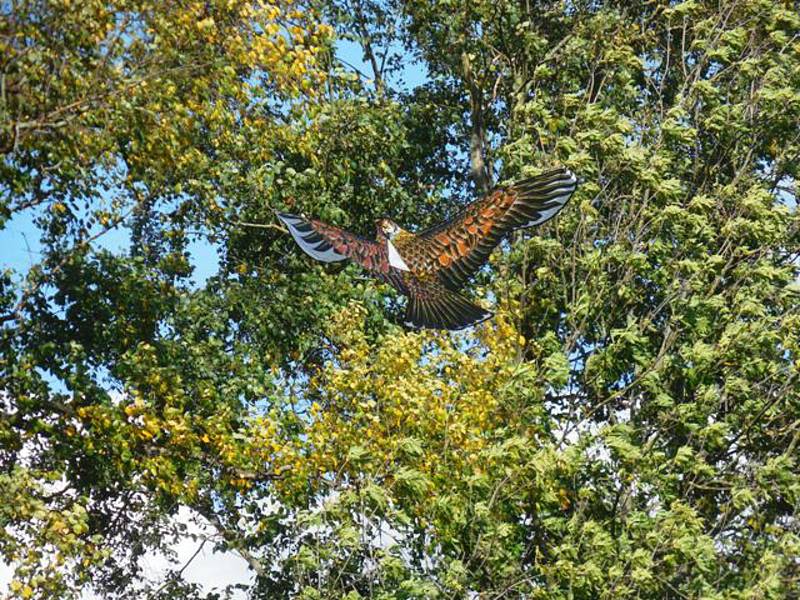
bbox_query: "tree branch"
[354,0,383,96]
[461,52,491,193]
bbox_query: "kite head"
[376,218,402,240]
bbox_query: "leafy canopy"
[1,0,799,598]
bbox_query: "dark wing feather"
[400,168,578,290]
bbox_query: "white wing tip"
[279,212,348,263]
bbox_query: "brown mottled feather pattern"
[309,219,391,274]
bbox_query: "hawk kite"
[277,168,578,330]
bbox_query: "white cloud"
[0,561,12,596]
[140,506,253,598]
[0,506,252,599]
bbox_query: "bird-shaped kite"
[277,168,578,330]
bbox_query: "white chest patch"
[387,240,411,271]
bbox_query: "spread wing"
[402,168,578,290]
[276,212,390,273]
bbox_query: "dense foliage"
[1,0,799,598]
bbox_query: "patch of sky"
[1,207,48,278]
[775,175,797,211]
[336,38,429,93]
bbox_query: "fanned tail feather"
[404,289,493,331]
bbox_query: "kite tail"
[404,288,492,331]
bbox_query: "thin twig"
[229,219,287,234]
[148,538,208,599]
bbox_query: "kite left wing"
[276,212,391,275]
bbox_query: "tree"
[1,0,799,598]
